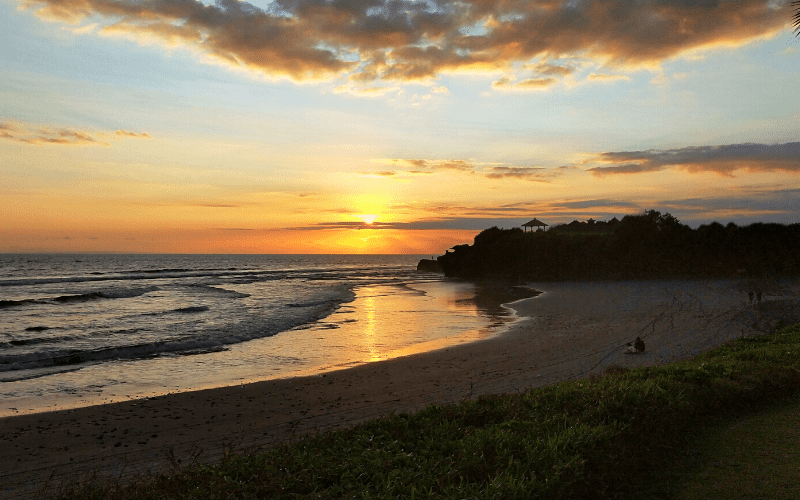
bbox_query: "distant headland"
[422,210,800,281]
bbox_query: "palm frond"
[794,0,800,36]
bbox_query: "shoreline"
[0,279,527,418]
[2,279,799,498]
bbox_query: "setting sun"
[359,214,378,225]
[3,2,800,495]
[1,0,799,255]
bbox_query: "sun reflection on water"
[361,288,383,362]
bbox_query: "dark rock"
[417,259,443,273]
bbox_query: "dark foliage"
[437,210,800,280]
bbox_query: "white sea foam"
[0,254,528,415]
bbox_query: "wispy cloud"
[286,218,534,231]
[492,76,557,91]
[285,198,648,232]
[585,142,800,177]
[0,120,151,147]
[19,0,793,86]
[333,84,400,96]
[357,171,398,178]
[284,188,800,233]
[553,199,640,210]
[527,62,577,77]
[115,129,152,139]
[390,158,477,173]
[376,158,563,181]
[484,166,555,182]
[586,73,631,82]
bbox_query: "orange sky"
[2,0,799,253]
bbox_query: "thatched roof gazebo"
[522,218,548,232]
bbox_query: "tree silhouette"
[436,210,800,281]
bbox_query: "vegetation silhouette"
[437,210,800,281]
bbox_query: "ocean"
[0,254,533,416]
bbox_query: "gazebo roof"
[522,218,548,227]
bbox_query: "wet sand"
[2,279,798,499]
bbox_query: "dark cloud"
[0,120,151,147]
[19,0,792,84]
[587,142,800,177]
[653,187,800,225]
[661,187,800,213]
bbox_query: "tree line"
[436,210,800,281]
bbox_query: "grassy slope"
[653,389,800,499]
[61,324,800,500]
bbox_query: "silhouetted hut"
[522,218,548,232]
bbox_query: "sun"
[358,214,378,225]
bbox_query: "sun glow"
[358,214,378,224]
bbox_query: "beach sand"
[2,279,798,498]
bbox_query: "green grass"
[58,324,800,499]
[653,389,800,499]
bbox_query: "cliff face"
[436,211,800,281]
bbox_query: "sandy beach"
[2,279,799,499]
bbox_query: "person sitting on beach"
[634,337,645,352]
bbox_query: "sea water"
[0,254,531,415]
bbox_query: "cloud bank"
[19,0,793,86]
[586,142,800,176]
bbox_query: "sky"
[1,0,799,254]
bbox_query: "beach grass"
[650,388,800,499]
[56,323,800,499]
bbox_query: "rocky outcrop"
[416,259,443,273]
